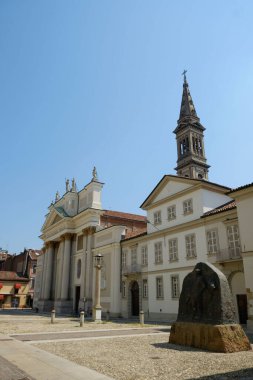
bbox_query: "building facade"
[35,75,253,331]
[0,271,30,308]
[35,173,146,315]
[1,249,41,307]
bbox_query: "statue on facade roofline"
[71,178,76,192]
[55,191,60,202]
[65,178,70,192]
[92,166,98,181]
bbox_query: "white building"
[35,74,253,331]
[35,172,146,315]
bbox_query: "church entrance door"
[131,281,139,316]
[75,286,80,315]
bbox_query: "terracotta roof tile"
[0,271,29,281]
[123,231,147,241]
[202,200,236,217]
[103,210,147,222]
[228,182,253,194]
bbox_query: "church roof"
[54,206,69,217]
[102,210,146,222]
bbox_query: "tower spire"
[179,70,198,119]
[173,73,210,180]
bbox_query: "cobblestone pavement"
[0,355,35,380]
[11,326,170,342]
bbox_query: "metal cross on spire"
[182,69,187,83]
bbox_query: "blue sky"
[1,0,253,253]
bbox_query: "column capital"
[45,241,55,249]
[60,233,73,241]
[82,226,96,235]
[64,233,73,240]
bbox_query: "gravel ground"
[35,334,253,380]
[2,312,253,379]
[0,313,150,334]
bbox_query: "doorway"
[75,286,80,314]
[131,281,139,316]
[236,294,248,324]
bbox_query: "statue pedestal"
[92,306,102,322]
[169,322,251,353]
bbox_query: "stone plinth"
[92,307,102,322]
[169,322,251,353]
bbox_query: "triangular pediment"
[153,179,192,203]
[52,214,62,225]
[41,206,68,232]
[140,175,200,210]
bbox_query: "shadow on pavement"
[187,367,253,379]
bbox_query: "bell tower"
[174,71,210,180]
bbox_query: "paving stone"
[0,356,35,380]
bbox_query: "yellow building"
[0,271,30,308]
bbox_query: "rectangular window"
[171,275,180,298]
[185,234,197,258]
[122,250,127,268]
[167,205,176,221]
[156,277,163,299]
[183,199,193,215]
[168,238,178,262]
[206,229,219,255]
[227,225,241,258]
[77,235,83,251]
[141,246,148,266]
[143,279,148,298]
[131,247,137,266]
[154,242,163,264]
[154,210,162,225]
[122,281,126,298]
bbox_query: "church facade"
[35,75,253,331]
[35,174,146,315]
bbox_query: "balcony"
[215,248,242,263]
[122,264,142,276]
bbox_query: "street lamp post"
[92,253,103,322]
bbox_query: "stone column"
[80,231,87,306]
[41,249,48,300]
[39,246,46,300]
[56,237,65,300]
[51,243,58,300]
[61,233,72,300]
[86,227,95,301]
[68,236,76,301]
[44,242,54,300]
